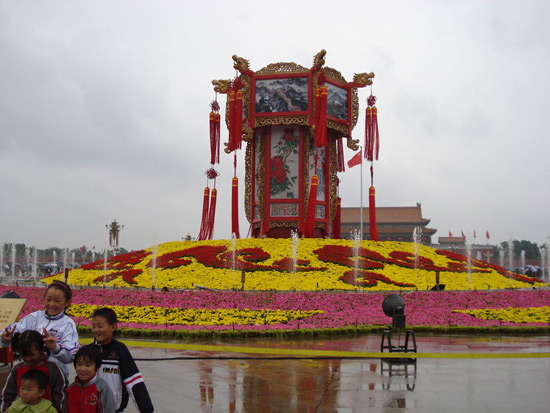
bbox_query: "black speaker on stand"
[380,294,417,357]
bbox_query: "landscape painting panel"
[326,83,348,121]
[256,77,309,113]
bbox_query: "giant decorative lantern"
[210,50,375,239]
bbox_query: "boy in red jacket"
[64,344,115,413]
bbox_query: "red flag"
[486,229,490,239]
[448,230,453,237]
[461,230,465,238]
[474,230,477,238]
[347,151,362,168]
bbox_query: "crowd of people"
[0,281,154,412]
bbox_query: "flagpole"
[359,146,363,240]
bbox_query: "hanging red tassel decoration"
[227,90,236,150]
[226,76,244,152]
[233,90,243,150]
[364,95,379,161]
[205,188,217,240]
[197,187,210,241]
[336,137,345,172]
[314,86,328,147]
[215,112,220,155]
[304,175,319,238]
[231,176,240,239]
[365,106,370,158]
[368,186,379,241]
[313,87,321,130]
[209,100,220,164]
[332,196,341,239]
[197,168,219,241]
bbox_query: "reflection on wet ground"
[119,335,549,412]
[2,335,548,412]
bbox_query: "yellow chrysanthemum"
[454,307,550,323]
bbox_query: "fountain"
[508,240,514,271]
[71,251,76,269]
[62,248,69,273]
[52,250,57,274]
[545,240,550,283]
[10,243,16,278]
[290,229,299,290]
[520,250,526,273]
[465,235,472,287]
[412,226,422,270]
[507,240,514,285]
[0,243,4,277]
[540,247,546,281]
[25,246,30,276]
[150,244,158,290]
[102,248,109,287]
[31,246,38,278]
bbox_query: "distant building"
[340,203,437,244]
[437,236,494,263]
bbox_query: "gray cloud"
[1,0,549,250]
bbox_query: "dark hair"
[18,330,46,358]
[47,280,72,302]
[92,308,117,325]
[21,369,49,391]
[74,344,103,369]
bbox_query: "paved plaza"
[1,334,548,412]
[105,335,549,412]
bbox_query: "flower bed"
[44,239,546,291]
[2,286,548,333]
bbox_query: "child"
[1,330,65,412]
[5,370,58,413]
[64,344,115,413]
[92,308,154,413]
[1,280,79,379]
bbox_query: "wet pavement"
[106,335,550,412]
[1,334,548,412]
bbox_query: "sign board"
[0,299,27,330]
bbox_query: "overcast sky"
[1,0,549,251]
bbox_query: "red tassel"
[227,89,243,152]
[205,188,217,240]
[332,197,341,239]
[231,177,240,238]
[365,107,372,160]
[228,90,236,150]
[314,87,321,129]
[304,175,319,238]
[368,186,379,241]
[364,96,379,161]
[197,187,210,241]
[314,86,328,147]
[337,138,345,172]
[233,90,243,150]
[371,107,379,160]
[215,113,220,160]
[209,111,220,164]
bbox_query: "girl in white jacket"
[1,280,79,379]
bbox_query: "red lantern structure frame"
[213,51,374,239]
